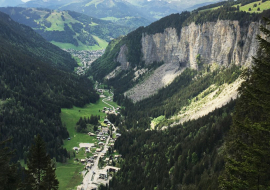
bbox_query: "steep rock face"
[141,20,259,69]
[119,20,260,102]
[117,44,130,70]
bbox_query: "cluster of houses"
[79,151,122,171]
[76,118,123,190]
[66,49,105,76]
[102,107,117,115]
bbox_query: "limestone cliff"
[117,20,260,102]
[117,44,130,70]
[141,20,259,69]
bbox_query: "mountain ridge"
[91,4,270,98]
[18,0,152,29]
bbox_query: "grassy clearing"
[73,56,83,66]
[103,90,111,97]
[56,160,84,190]
[46,12,65,31]
[151,116,165,127]
[92,35,109,49]
[101,17,121,22]
[19,159,26,168]
[46,11,78,31]
[61,99,108,151]
[238,0,270,13]
[58,99,108,189]
[103,97,119,109]
[89,22,99,26]
[200,0,270,13]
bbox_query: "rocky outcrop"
[117,44,130,70]
[141,20,260,69]
[125,62,184,102]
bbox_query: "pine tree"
[220,18,270,189]
[25,134,59,190]
[0,137,18,190]
[42,163,59,190]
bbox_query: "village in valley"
[73,88,122,190]
[65,49,105,75]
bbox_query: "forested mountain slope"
[0,11,99,161]
[0,7,133,50]
[111,100,236,190]
[0,9,77,71]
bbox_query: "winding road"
[102,91,115,113]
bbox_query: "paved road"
[83,136,110,190]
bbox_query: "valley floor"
[57,88,121,190]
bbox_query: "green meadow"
[101,17,121,22]
[92,35,109,49]
[61,99,108,151]
[238,0,270,13]
[45,11,79,31]
[51,35,108,51]
[73,56,83,66]
[202,0,270,14]
[56,161,84,190]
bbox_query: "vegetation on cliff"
[114,65,241,130]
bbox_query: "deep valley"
[1,0,270,190]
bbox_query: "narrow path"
[102,90,115,113]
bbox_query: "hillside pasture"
[239,0,270,13]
